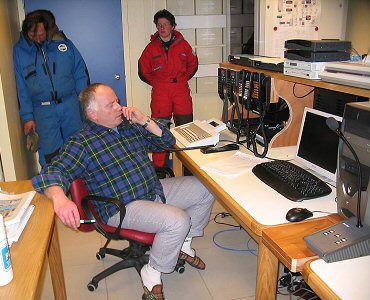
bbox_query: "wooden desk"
[0,180,66,300]
[173,146,338,299]
[258,214,343,299]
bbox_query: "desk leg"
[48,219,67,300]
[256,241,279,300]
[173,153,184,176]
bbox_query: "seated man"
[32,83,214,300]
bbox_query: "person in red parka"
[138,9,198,170]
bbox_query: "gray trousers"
[107,176,214,273]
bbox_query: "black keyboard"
[252,160,332,201]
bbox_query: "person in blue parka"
[14,11,90,166]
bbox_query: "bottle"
[0,214,13,286]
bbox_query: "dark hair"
[21,10,58,37]
[153,9,176,26]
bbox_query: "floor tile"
[64,263,109,300]
[198,245,258,300]
[44,201,279,300]
[57,220,104,267]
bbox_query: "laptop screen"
[295,107,342,182]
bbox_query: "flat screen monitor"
[295,107,342,183]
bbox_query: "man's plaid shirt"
[32,119,176,223]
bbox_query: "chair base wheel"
[176,265,185,273]
[87,281,98,291]
[96,252,105,260]
[175,259,186,273]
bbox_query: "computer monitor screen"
[295,107,342,182]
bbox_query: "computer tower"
[337,101,370,225]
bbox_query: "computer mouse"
[285,208,313,222]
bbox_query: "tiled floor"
[41,200,301,300]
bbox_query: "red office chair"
[70,178,185,292]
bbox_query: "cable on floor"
[211,212,258,255]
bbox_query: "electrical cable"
[292,83,315,99]
[212,228,258,254]
[213,212,240,227]
[211,212,258,254]
[311,210,333,215]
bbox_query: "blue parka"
[14,33,90,165]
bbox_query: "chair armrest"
[82,195,126,238]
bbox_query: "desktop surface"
[304,256,370,300]
[179,143,337,226]
[0,180,66,300]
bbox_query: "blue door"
[24,0,127,105]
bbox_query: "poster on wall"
[271,0,321,57]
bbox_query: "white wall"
[122,0,224,121]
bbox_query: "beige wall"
[122,0,224,121]
[346,0,370,56]
[0,0,38,181]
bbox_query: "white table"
[303,256,370,300]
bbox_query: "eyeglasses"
[156,23,172,29]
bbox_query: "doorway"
[24,0,127,104]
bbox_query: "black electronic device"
[336,102,370,225]
[286,208,313,222]
[252,160,332,201]
[217,68,227,100]
[285,39,352,52]
[245,72,272,157]
[304,217,370,263]
[304,102,370,263]
[200,143,239,154]
[218,68,229,124]
[249,72,270,114]
[226,69,246,139]
[284,50,350,62]
[313,88,368,118]
[228,54,284,73]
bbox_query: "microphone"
[326,117,363,227]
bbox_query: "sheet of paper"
[200,151,268,178]
[7,205,35,247]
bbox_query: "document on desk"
[201,151,268,178]
[7,205,35,246]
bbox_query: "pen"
[80,219,96,224]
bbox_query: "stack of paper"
[201,151,268,178]
[0,190,36,246]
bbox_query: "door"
[24,0,127,105]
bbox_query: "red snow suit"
[139,30,198,167]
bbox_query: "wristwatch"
[142,116,151,128]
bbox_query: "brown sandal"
[142,284,165,300]
[179,251,206,270]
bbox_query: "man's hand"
[121,107,146,125]
[121,106,162,136]
[44,186,81,230]
[24,120,36,135]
